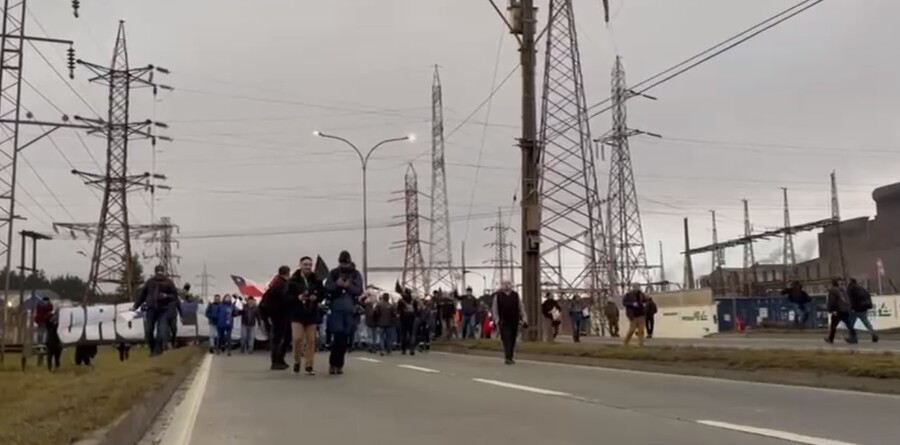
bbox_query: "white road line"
[431,352,900,399]
[473,378,572,397]
[160,354,212,445]
[397,364,440,373]
[356,357,382,363]
[696,420,860,445]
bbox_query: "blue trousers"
[144,309,169,356]
[217,326,232,352]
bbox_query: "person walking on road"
[373,293,397,355]
[457,287,479,339]
[847,278,877,342]
[397,289,420,355]
[604,298,620,337]
[205,295,221,353]
[215,295,238,355]
[568,294,586,343]
[287,256,324,375]
[325,251,364,375]
[262,266,292,370]
[239,297,261,353]
[622,284,647,347]
[645,296,658,339]
[132,265,179,357]
[491,279,527,365]
[437,290,456,340]
[826,278,858,344]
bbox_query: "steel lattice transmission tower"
[147,216,179,282]
[484,208,515,288]
[710,210,725,271]
[538,0,606,296]
[428,65,455,293]
[196,262,214,302]
[54,21,170,303]
[781,187,796,281]
[742,199,756,296]
[603,56,654,294]
[395,164,428,297]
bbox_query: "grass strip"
[445,339,900,380]
[0,346,201,445]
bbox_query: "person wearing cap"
[324,250,363,375]
[133,265,179,356]
[457,286,479,339]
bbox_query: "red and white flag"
[231,275,265,297]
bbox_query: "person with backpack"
[621,284,647,347]
[826,278,858,344]
[847,278,878,343]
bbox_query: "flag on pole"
[231,275,264,297]
[315,255,330,281]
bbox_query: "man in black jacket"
[622,284,647,347]
[847,278,878,343]
[826,278,858,344]
[133,265,179,356]
[782,281,812,327]
[397,289,420,355]
[287,257,324,374]
[491,279,527,365]
[262,265,291,370]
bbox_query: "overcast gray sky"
[16,0,900,296]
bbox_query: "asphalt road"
[562,334,900,352]
[173,350,898,445]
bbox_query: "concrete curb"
[431,344,900,396]
[74,349,205,445]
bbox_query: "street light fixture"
[313,131,415,285]
[463,269,489,295]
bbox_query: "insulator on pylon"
[67,46,76,79]
[72,0,80,18]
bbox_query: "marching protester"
[205,295,222,354]
[541,293,562,341]
[826,278,858,344]
[569,294,586,343]
[848,278,879,342]
[239,297,261,354]
[324,251,364,375]
[166,290,183,350]
[437,290,456,340]
[363,295,378,353]
[373,293,397,355]
[604,298,620,337]
[417,297,435,351]
[645,296,658,339]
[215,294,238,355]
[491,279,527,365]
[288,256,324,375]
[34,296,54,346]
[132,265,179,357]
[262,266,292,370]
[457,287,479,339]
[45,310,62,371]
[478,301,493,339]
[397,289,419,355]
[622,284,647,347]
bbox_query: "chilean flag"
[231,275,265,297]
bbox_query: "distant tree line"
[0,255,147,304]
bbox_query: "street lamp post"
[463,269,489,295]
[313,131,414,285]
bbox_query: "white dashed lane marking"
[696,420,860,445]
[472,378,572,397]
[356,357,382,363]
[397,364,440,373]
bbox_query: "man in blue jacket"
[324,251,363,375]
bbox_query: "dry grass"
[448,339,900,380]
[0,346,201,445]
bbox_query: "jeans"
[208,322,217,348]
[569,312,583,342]
[144,309,169,356]
[849,311,878,336]
[376,326,395,353]
[217,326,232,352]
[240,325,255,353]
[461,314,476,339]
